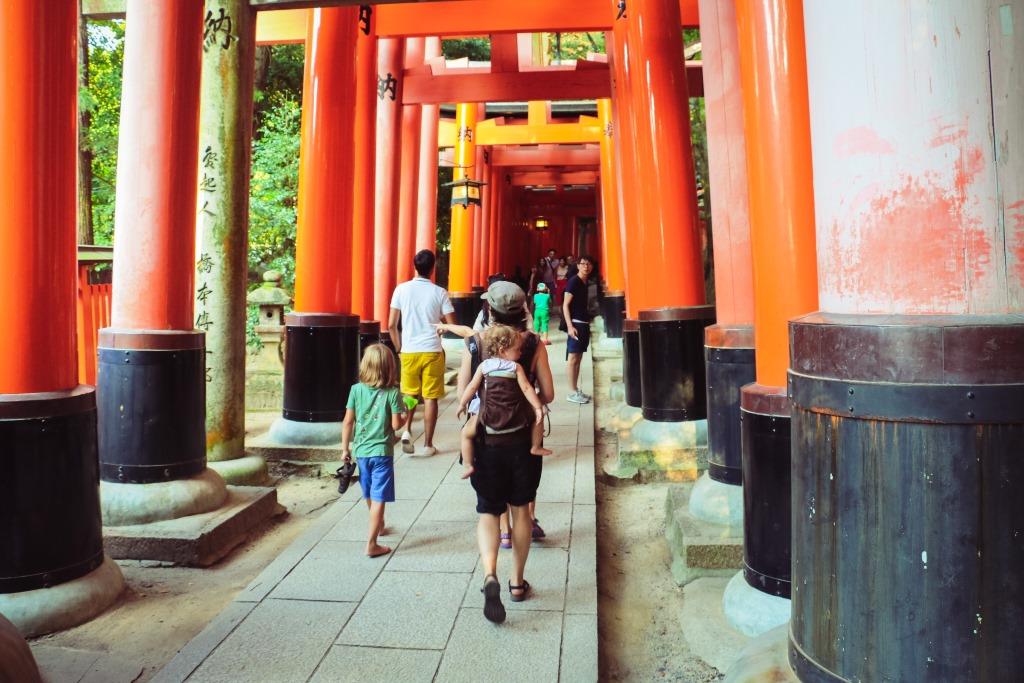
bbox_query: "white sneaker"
[415,445,437,457]
[566,392,590,404]
[400,431,414,454]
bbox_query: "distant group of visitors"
[339,248,596,624]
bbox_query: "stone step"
[103,486,284,567]
[664,484,743,585]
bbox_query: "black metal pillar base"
[622,319,642,408]
[1,387,104,593]
[788,313,1024,682]
[740,383,791,599]
[601,292,626,338]
[359,320,381,358]
[706,324,755,486]
[449,292,481,336]
[283,313,360,422]
[380,330,397,356]
[97,330,206,484]
[638,305,716,422]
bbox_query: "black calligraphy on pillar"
[604,121,613,138]
[457,126,473,143]
[203,8,235,52]
[204,350,214,383]
[358,5,372,36]
[196,253,215,274]
[377,72,398,101]
[199,173,218,193]
[202,146,219,170]
[616,1,627,20]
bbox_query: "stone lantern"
[245,270,291,410]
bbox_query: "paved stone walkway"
[154,338,597,683]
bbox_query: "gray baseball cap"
[481,281,526,316]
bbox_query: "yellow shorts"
[400,352,446,400]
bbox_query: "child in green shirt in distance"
[532,282,551,345]
[341,344,406,558]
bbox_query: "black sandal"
[508,579,531,603]
[481,575,506,623]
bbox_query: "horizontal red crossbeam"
[376,0,700,35]
[510,171,599,186]
[490,147,601,167]
[403,63,703,104]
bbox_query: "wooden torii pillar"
[351,4,379,351]
[786,2,1024,680]
[0,0,124,637]
[689,0,756,529]
[596,97,626,338]
[395,37,424,284]
[269,7,361,445]
[721,0,819,637]
[373,37,405,341]
[448,102,482,326]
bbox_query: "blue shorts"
[357,456,395,503]
[566,322,591,356]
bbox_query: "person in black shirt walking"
[562,255,594,404]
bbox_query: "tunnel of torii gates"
[2,0,1024,679]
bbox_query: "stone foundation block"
[611,418,708,482]
[665,484,743,585]
[103,487,283,567]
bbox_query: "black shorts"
[470,439,543,515]
[566,322,590,356]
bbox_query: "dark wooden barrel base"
[283,313,360,423]
[97,329,206,484]
[380,330,397,355]
[705,324,755,486]
[0,387,104,593]
[449,292,482,336]
[789,312,1024,682]
[638,305,716,422]
[601,292,626,338]
[740,383,791,599]
[359,320,381,358]
[622,319,642,408]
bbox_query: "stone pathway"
[154,338,597,683]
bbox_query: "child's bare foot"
[460,464,476,479]
[366,543,391,558]
[530,446,553,456]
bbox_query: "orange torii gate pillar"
[373,37,405,350]
[774,3,1024,681]
[721,0,818,641]
[688,0,755,538]
[0,0,125,636]
[351,5,380,352]
[447,102,483,328]
[596,98,626,339]
[609,0,715,483]
[268,7,361,446]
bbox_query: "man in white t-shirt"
[389,250,456,456]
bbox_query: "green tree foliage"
[81,20,125,246]
[248,98,301,292]
[248,45,306,291]
[546,33,605,62]
[441,38,490,60]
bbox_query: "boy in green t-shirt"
[341,345,406,558]
[532,282,551,345]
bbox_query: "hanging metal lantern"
[445,177,486,208]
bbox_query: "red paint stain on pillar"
[826,143,990,313]
[833,126,895,158]
[1009,200,1024,283]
